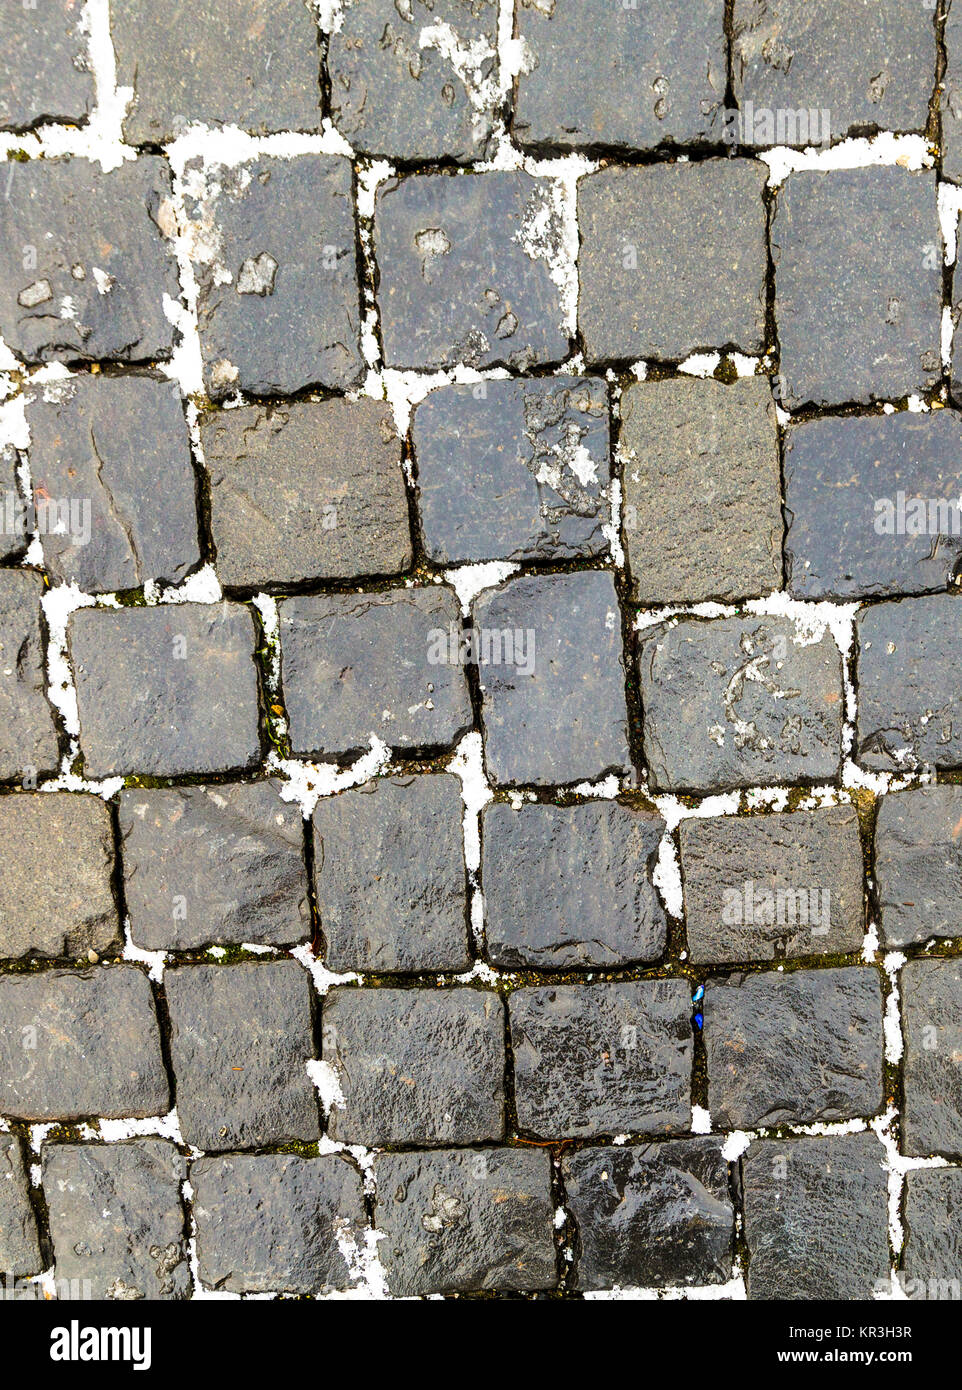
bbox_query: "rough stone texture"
[0,157,179,365]
[513,0,726,153]
[875,785,962,949]
[742,1134,890,1301]
[69,601,261,779]
[772,168,942,409]
[164,961,320,1152]
[620,376,782,604]
[509,980,692,1139]
[0,1133,41,1277]
[901,958,962,1159]
[578,159,768,364]
[374,1147,557,1297]
[785,410,962,601]
[564,1139,733,1292]
[323,987,505,1147]
[0,570,60,783]
[0,445,24,562]
[374,170,568,371]
[329,0,499,162]
[0,792,118,960]
[704,967,884,1129]
[184,155,363,399]
[118,781,309,953]
[0,966,168,1121]
[901,1168,962,1300]
[855,595,962,775]
[0,0,94,130]
[192,1153,366,1296]
[313,774,470,974]
[25,374,200,593]
[203,397,412,588]
[472,571,630,787]
[638,615,844,794]
[279,585,472,759]
[112,0,322,145]
[679,804,865,965]
[944,5,962,185]
[412,377,611,565]
[44,1141,189,1301]
[482,800,667,971]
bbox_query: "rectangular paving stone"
[412,377,611,565]
[0,157,179,365]
[0,445,25,562]
[621,376,782,604]
[472,571,630,788]
[772,168,942,409]
[680,804,865,965]
[1,0,93,130]
[0,966,169,1121]
[192,1152,366,1296]
[68,601,261,779]
[112,0,322,145]
[313,774,470,974]
[202,397,412,588]
[901,958,962,1159]
[875,785,962,949]
[564,1138,733,1292]
[742,1134,889,1300]
[578,159,768,364]
[44,1140,188,1301]
[482,800,667,971]
[509,980,692,1139]
[0,1133,41,1278]
[279,585,472,760]
[26,374,201,593]
[323,987,505,1147]
[704,967,884,1129]
[0,570,60,783]
[183,155,363,398]
[118,781,310,953]
[374,1147,556,1297]
[901,1168,962,1300]
[943,5,962,185]
[374,170,569,372]
[785,410,962,601]
[164,961,320,1152]
[855,595,962,775]
[638,614,844,794]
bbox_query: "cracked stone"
[875,785,962,949]
[901,1168,962,1299]
[0,1133,41,1278]
[0,0,94,130]
[901,957,962,1159]
[0,570,60,783]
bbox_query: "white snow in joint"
[937,178,962,266]
[306,1057,345,1117]
[448,731,493,874]
[761,132,933,188]
[121,918,166,982]
[97,1110,184,1145]
[444,560,519,613]
[312,0,345,36]
[268,735,392,821]
[882,952,907,1064]
[250,593,282,689]
[332,1219,388,1300]
[678,352,721,379]
[690,1106,712,1135]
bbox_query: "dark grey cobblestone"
[875,784,962,948]
[901,958,962,1159]
[0,570,60,784]
[901,1168,962,1299]
[1,0,93,131]
[0,445,23,563]
[943,5,962,185]
[0,1133,41,1278]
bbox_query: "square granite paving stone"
[0,444,25,562]
[875,784,962,949]
[202,397,412,588]
[328,0,500,163]
[742,1133,890,1301]
[183,154,363,400]
[771,167,942,410]
[25,374,201,594]
[900,1168,962,1299]
[509,980,693,1140]
[111,0,322,146]
[279,585,473,760]
[943,5,962,185]
[704,967,885,1130]
[784,410,962,601]
[901,958,962,1159]
[43,1140,189,1302]
[679,804,865,966]
[0,792,118,960]
[0,966,169,1122]
[192,1152,366,1296]
[322,987,505,1147]
[0,1133,41,1278]
[374,169,569,373]
[312,774,470,974]
[620,375,783,604]
[412,376,611,565]
[577,159,769,365]
[0,571,60,785]
[563,1138,734,1292]
[472,570,631,788]
[373,1147,557,1297]
[164,960,320,1153]
[118,782,310,954]
[855,595,962,775]
[1,0,93,130]
[68,601,262,780]
[512,0,727,154]
[638,614,845,795]
[481,800,667,971]
[0,156,179,365]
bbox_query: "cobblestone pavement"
[1,0,962,1304]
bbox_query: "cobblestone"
[901,958,962,1159]
[0,570,61,784]
[1,0,93,131]
[901,1168,962,1299]
[874,784,962,949]
[943,5,962,185]
[0,1133,41,1278]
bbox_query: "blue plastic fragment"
[694,1012,704,1030]
[692,985,705,1003]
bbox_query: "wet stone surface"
[0,573,60,783]
[901,958,962,1159]
[1,0,94,130]
[874,784,962,949]
[0,1133,41,1278]
[901,1168,962,1299]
